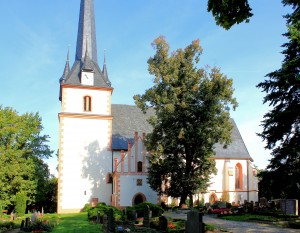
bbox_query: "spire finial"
[104,49,106,64]
[67,45,70,62]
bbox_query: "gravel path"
[164,211,300,233]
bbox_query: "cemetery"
[1,197,300,232]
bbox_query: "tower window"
[83,96,92,112]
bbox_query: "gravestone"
[102,214,108,233]
[133,210,137,223]
[31,211,37,222]
[219,202,226,208]
[108,209,115,233]
[25,217,30,227]
[20,220,25,230]
[10,212,14,221]
[143,205,150,228]
[186,210,204,233]
[260,197,268,207]
[279,199,298,216]
[96,211,101,224]
[159,216,168,232]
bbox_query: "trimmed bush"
[15,191,27,217]
[87,203,123,222]
[82,203,92,212]
[132,202,164,218]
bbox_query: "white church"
[57,0,258,213]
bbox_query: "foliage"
[0,221,16,233]
[134,36,237,207]
[82,203,92,212]
[22,219,53,232]
[257,1,300,201]
[87,203,123,222]
[15,191,27,217]
[207,0,253,29]
[0,106,53,209]
[130,202,164,218]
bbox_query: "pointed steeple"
[75,0,98,63]
[102,50,110,85]
[62,0,111,88]
[82,35,94,71]
[59,50,71,101]
[60,49,71,83]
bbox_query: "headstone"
[279,199,298,216]
[102,214,108,233]
[20,220,25,230]
[31,211,37,223]
[10,212,14,221]
[260,197,268,207]
[96,211,101,224]
[219,202,226,208]
[25,217,30,227]
[108,209,115,233]
[159,216,168,232]
[143,205,150,228]
[133,210,137,223]
[186,210,204,233]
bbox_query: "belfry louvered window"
[83,96,92,112]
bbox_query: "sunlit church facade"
[57,0,258,213]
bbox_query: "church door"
[133,194,145,205]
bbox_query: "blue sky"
[0,0,291,175]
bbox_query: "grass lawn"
[51,213,102,233]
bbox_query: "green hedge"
[87,203,123,222]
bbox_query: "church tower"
[57,0,113,213]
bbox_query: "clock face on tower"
[81,72,94,85]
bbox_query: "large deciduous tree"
[0,106,53,210]
[207,0,253,29]
[257,1,300,200]
[134,36,238,207]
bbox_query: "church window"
[83,96,92,111]
[235,163,243,190]
[106,173,113,184]
[137,161,143,172]
[137,179,143,186]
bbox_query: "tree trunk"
[179,193,187,208]
[189,194,193,208]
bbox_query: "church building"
[57,0,258,213]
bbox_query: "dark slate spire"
[75,0,98,63]
[59,50,71,101]
[102,51,110,85]
[82,35,94,71]
[60,49,70,83]
[62,0,111,88]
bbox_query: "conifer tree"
[257,1,300,200]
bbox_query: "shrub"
[0,221,16,232]
[21,219,52,232]
[82,203,92,212]
[15,191,27,217]
[87,203,123,222]
[133,202,164,218]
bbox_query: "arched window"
[83,96,92,112]
[235,163,243,190]
[137,161,143,172]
